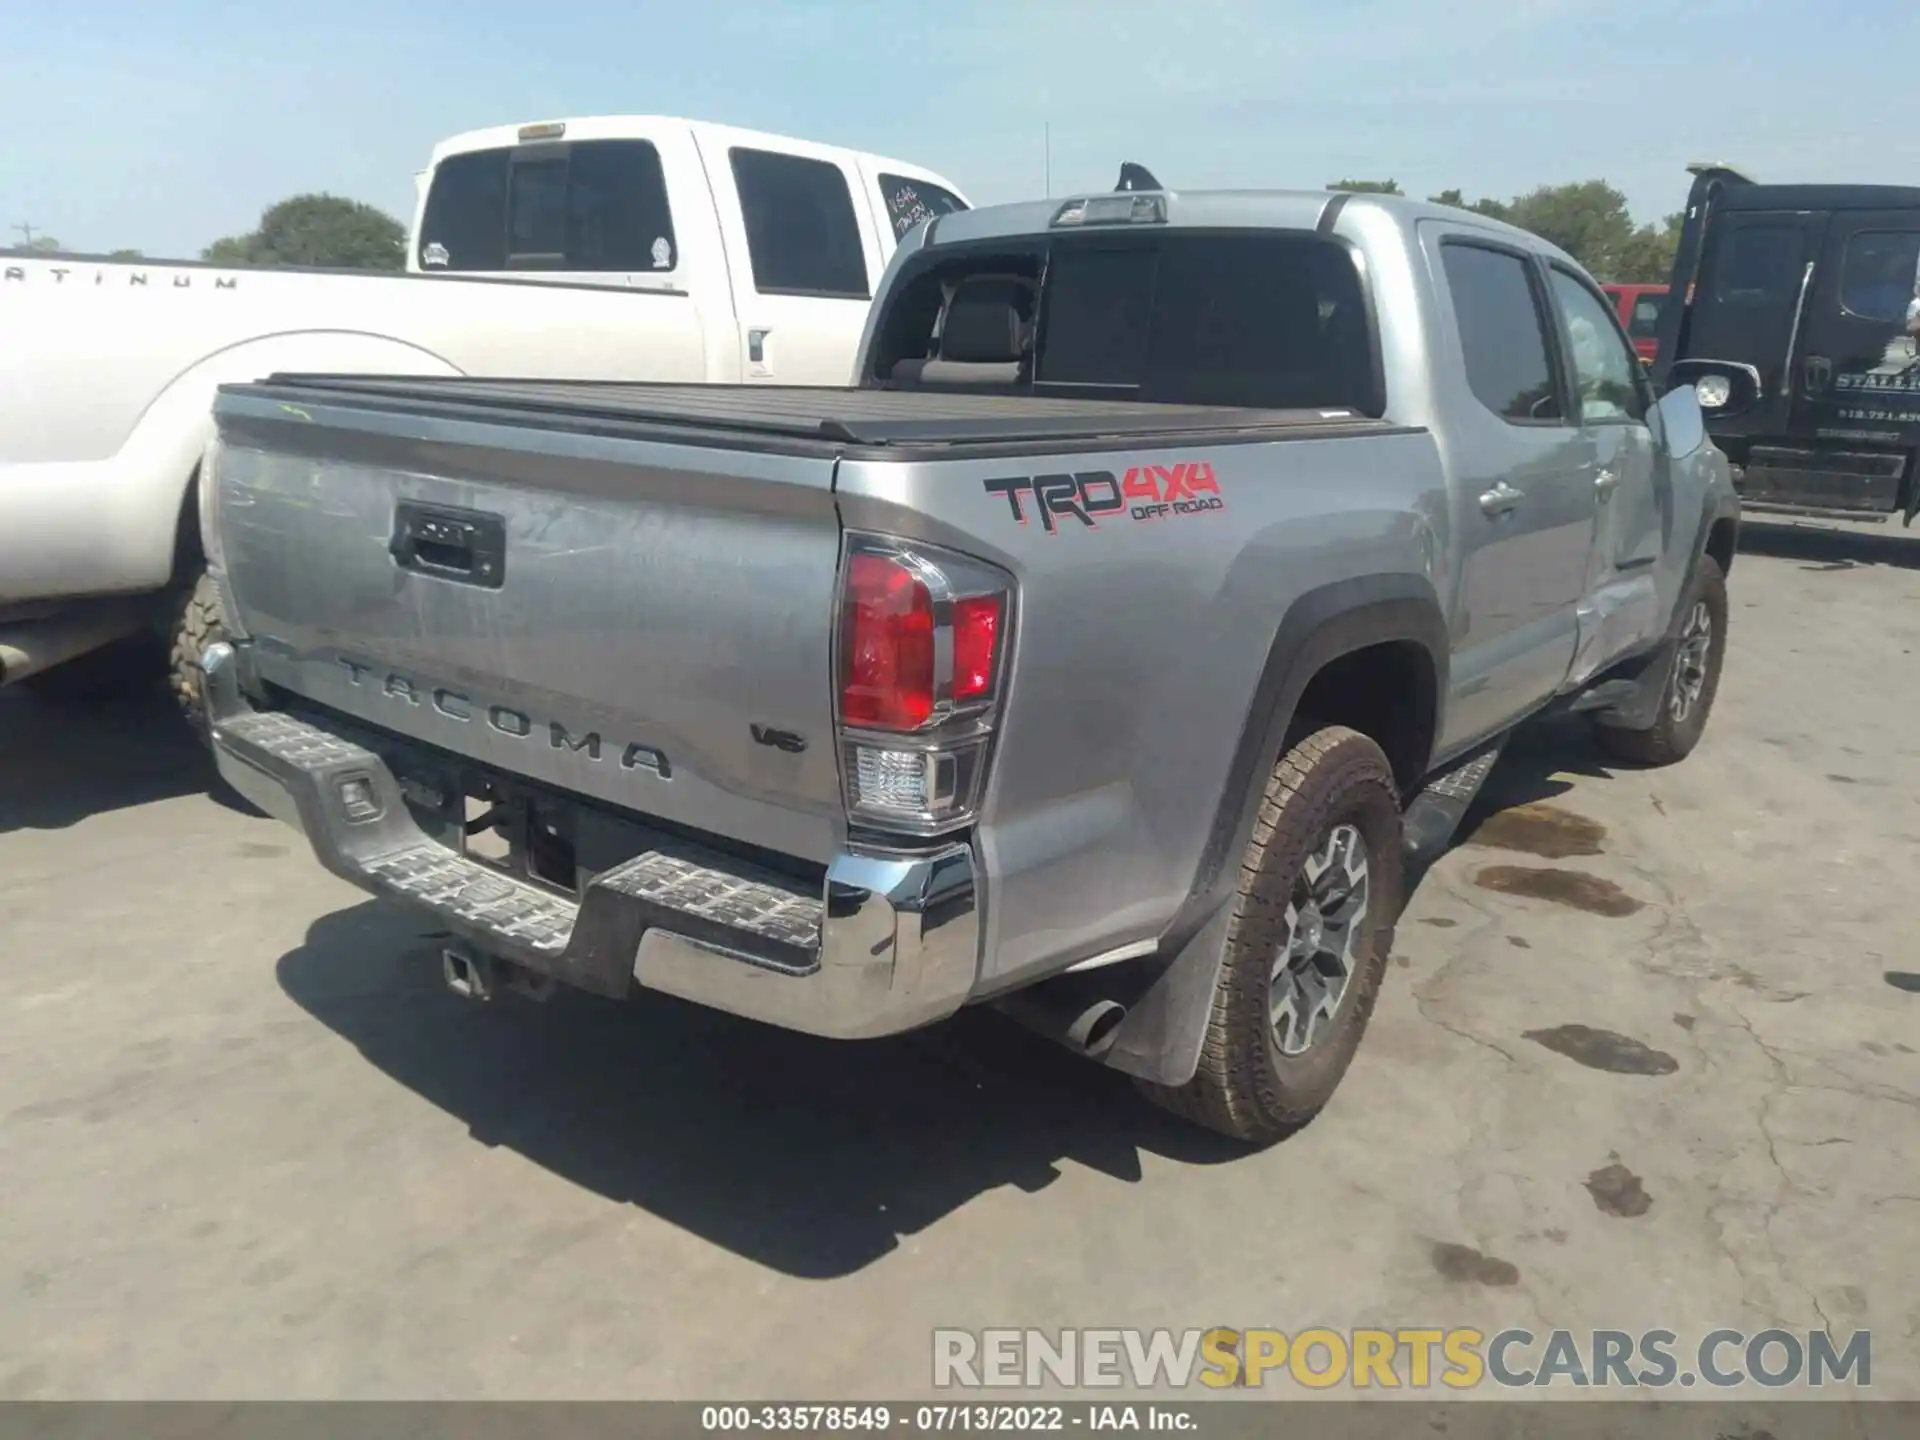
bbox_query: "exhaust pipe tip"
[996,985,1131,1061]
[1067,1000,1127,1058]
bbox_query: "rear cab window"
[869,230,1383,415]
[417,139,679,274]
[729,148,871,298]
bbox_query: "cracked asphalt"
[1,519,1916,1401]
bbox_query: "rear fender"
[1098,574,1449,1088]
[100,332,463,594]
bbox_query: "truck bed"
[205,367,1434,887]
[226,374,1406,456]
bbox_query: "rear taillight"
[835,536,1014,836]
[950,595,1001,702]
[841,553,936,729]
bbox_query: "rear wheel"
[1137,724,1401,1145]
[166,568,227,739]
[1594,554,1728,767]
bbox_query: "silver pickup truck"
[198,185,1740,1143]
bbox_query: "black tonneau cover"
[222,374,1404,456]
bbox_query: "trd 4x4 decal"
[982,462,1224,533]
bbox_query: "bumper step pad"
[362,845,579,956]
[213,705,823,991]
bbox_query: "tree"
[202,193,406,269]
[21,234,63,253]
[109,248,143,260]
[1613,211,1684,285]
[1426,182,1680,282]
[1326,178,1402,195]
[1428,188,1510,221]
[1497,180,1643,280]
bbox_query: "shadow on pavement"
[0,687,257,833]
[1405,714,1616,896]
[273,719,1617,1278]
[276,900,1248,1280]
[1737,518,1920,572]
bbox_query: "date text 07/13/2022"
[700,1405,1194,1432]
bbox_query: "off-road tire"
[1137,724,1402,1145]
[1594,554,1728,767]
[167,568,226,739]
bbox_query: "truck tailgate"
[208,379,847,863]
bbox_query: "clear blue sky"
[3,0,1911,258]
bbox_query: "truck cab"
[1602,282,1667,367]
[406,116,971,386]
[1654,163,1920,524]
[0,115,968,705]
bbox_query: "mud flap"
[1096,905,1235,1089]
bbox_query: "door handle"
[390,503,506,589]
[748,328,771,364]
[1478,481,1523,516]
[1595,467,1619,496]
[1780,260,1815,400]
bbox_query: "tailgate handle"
[390,503,506,589]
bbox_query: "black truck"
[1655,162,1920,525]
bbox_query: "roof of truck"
[426,115,961,190]
[920,187,1580,269]
[1713,181,1920,211]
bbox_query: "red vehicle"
[1602,282,1668,365]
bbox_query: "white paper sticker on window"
[423,241,449,268]
[651,236,672,269]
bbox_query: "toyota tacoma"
[196,178,1739,1142]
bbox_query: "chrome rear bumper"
[203,642,980,1039]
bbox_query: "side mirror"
[1664,358,1760,428]
[1654,383,1707,459]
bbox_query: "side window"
[1440,242,1562,423]
[877,174,969,240]
[1548,270,1647,422]
[1710,225,1806,308]
[729,148,870,298]
[1840,230,1920,323]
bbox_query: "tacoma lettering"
[332,657,668,778]
[549,722,600,760]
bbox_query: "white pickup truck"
[0,115,968,721]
